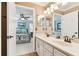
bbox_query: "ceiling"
[58,2,79,11]
[32,2,79,12]
[16,6,33,14]
[32,2,49,7]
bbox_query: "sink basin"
[72,39,79,43]
[53,40,72,47]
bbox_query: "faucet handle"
[64,35,68,42]
[72,35,76,38]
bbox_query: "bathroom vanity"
[35,33,79,56]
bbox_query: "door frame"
[16,5,36,53]
[0,2,1,56]
[1,2,7,56]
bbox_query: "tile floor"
[16,39,33,56]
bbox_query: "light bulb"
[44,10,47,14]
[54,5,58,10]
[50,4,54,9]
[21,18,25,20]
[47,11,51,15]
[50,9,54,12]
[47,7,50,12]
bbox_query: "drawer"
[44,49,53,56]
[54,49,67,56]
[44,42,53,53]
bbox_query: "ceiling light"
[21,18,25,20]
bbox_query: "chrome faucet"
[72,35,76,39]
[64,35,71,43]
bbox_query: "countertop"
[36,33,79,56]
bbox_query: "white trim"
[16,5,36,54]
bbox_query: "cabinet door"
[36,38,40,55]
[43,48,53,56]
[39,39,43,56]
[54,49,66,56]
[36,38,44,56]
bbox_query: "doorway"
[1,2,36,56]
[16,5,34,55]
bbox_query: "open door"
[7,2,16,56]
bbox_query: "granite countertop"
[36,33,79,56]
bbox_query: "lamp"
[21,18,25,20]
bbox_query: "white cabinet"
[54,48,67,56]
[36,38,43,56]
[36,37,68,56]
[36,37,54,56]
[43,49,53,56]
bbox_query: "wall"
[61,11,78,37]
[0,2,1,56]
[16,6,33,15]
[15,2,45,16]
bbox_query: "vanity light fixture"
[44,2,68,15]
[53,4,58,10]
[44,10,47,14]
[50,8,54,13]
[50,4,54,12]
[44,3,59,15]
